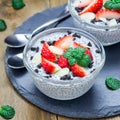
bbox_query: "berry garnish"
[58,56,69,68]
[96,9,120,20]
[54,35,73,50]
[41,42,57,62]
[41,57,61,74]
[79,0,103,15]
[71,64,86,77]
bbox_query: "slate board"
[4,4,120,118]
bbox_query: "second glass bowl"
[68,0,120,46]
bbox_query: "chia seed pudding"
[26,30,102,81]
[23,27,105,100]
[68,0,120,46]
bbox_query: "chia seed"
[67,31,72,34]
[73,33,81,38]
[36,47,39,52]
[30,56,33,60]
[35,69,39,73]
[90,69,96,73]
[87,42,92,47]
[37,64,42,69]
[60,75,72,80]
[96,49,101,53]
[88,61,94,68]
[41,40,45,44]
[31,47,37,51]
[75,7,83,13]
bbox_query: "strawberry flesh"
[79,0,103,15]
[58,56,69,68]
[96,9,120,20]
[42,57,61,74]
[41,41,57,62]
[54,35,73,50]
[71,64,86,77]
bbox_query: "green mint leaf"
[64,48,73,58]
[0,19,7,31]
[78,54,91,67]
[104,0,120,10]
[12,0,26,10]
[72,47,86,59]
[105,77,120,90]
[68,57,77,65]
[112,0,120,3]
[0,105,15,119]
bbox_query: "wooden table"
[0,0,120,120]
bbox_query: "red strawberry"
[78,0,93,8]
[54,35,73,50]
[42,57,61,74]
[79,0,103,15]
[85,48,93,60]
[73,42,93,59]
[71,64,86,77]
[73,41,86,48]
[96,9,120,20]
[41,42,57,62]
[58,56,69,68]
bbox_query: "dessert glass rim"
[68,0,120,30]
[23,27,105,85]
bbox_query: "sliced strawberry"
[73,41,86,48]
[73,42,93,59]
[96,9,120,20]
[85,48,93,60]
[41,42,57,62]
[54,35,73,50]
[42,57,61,74]
[78,0,93,8]
[79,0,103,15]
[71,64,86,77]
[58,56,69,68]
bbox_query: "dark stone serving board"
[4,4,120,119]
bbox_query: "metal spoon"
[7,53,24,69]
[5,6,70,48]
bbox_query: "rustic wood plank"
[0,0,120,120]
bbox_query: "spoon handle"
[31,12,70,38]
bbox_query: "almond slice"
[55,68,70,77]
[49,46,64,55]
[32,53,41,64]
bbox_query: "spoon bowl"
[5,34,30,48]
[7,53,24,69]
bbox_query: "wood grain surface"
[0,0,120,120]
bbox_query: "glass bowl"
[68,0,120,46]
[23,27,105,100]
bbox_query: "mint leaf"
[105,77,120,90]
[68,57,77,65]
[64,48,73,58]
[104,0,120,10]
[73,47,86,59]
[12,0,26,10]
[0,19,7,31]
[78,54,91,67]
[0,105,15,119]
[64,47,92,67]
